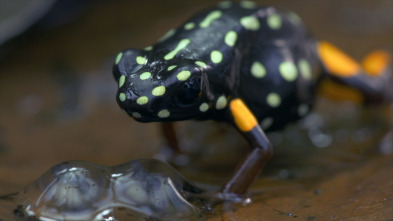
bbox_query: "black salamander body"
[114,2,319,131]
[113,1,392,194]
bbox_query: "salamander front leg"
[157,122,188,166]
[221,98,273,194]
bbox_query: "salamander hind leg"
[317,41,392,104]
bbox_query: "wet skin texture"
[113,1,392,194]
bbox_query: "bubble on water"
[5,159,205,221]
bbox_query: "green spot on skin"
[144,46,153,51]
[195,61,207,69]
[167,65,177,71]
[140,72,152,80]
[115,52,123,65]
[136,96,149,105]
[266,93,281,108]
[199,103,209,112]
[184,22,195,30]
[118,75,126,88]
[177,70,191,81]
[225,31,238,47]
[211,50,223,64]
[298,59,312,80]
[152,86,166,96]
[136,56,147,65]
[240,1,257,9]
[132,112,142,118]
[164,39,191,60]
[267,14,282,30]
[158,109,170,118]
[288,12,302,24]
[119,93,126,102]
[240,16,260,31]
[215,95,227,110]
[261,117,273,129]
[251,61,266,78]
[218,1,232,8]
[298,104,309,116]
[280,61,298,82]
[159,29,175,42]
[200,10,222,28]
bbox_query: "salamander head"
[113,49,212,122]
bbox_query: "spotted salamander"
[113,1,392,194]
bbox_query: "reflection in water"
[2,160,208,221]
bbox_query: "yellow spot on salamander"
[218,1,232,9]
[118,75,126,88]
[177,70,191,81]
[195,61,207,69]
[140,72,152,80]
[319,80,363,104]
[318,41,360,77]
[240,16,260,31]
[115,52,123,65]
[230,98,258,132]
[298,59,312,80]
[362,50,391,76]
[119,93,126,102]
[158,109,170,118]
[132,112,142,118]
[298,104,309,116]
[267,14,282,30]
[159,29,176,42]
[136,96,149,105]
[167,65,177,71]
[280,61,298,82]
[251,61,266,78]
[136,56,147,65]
[288,12,302,25]
[240,1,257,9]
[184,22,195,30]
[164,39,191,60]
[216,95,227,109]
[261,117,273,130]
[266,93,281,108]
[211,50,223,64]
[152,86,166,96]
[200,10,222,28]
[144,46,153,51]
[225,31,238,47]
[199,103,209,112]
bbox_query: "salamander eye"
[175,76,202,106]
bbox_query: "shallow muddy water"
[0,1,392,220]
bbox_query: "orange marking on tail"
[362,50,391,76]
[318,41,361,77]
[318,80,363,104]
[230,99,258,132]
